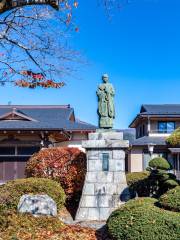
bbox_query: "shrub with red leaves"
[25,147,86,204]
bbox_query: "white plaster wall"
[53,132,88,152]
[129,147,143,172]
[55,140,86,152]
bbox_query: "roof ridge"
[143,104,180,106]
[0,105,72,109]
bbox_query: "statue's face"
[102,76,109,83]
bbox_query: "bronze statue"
[97,74,115,129]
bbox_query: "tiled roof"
[131,136,167,146]
[129,104,180,128]
[0,105,97,131]
[140,104,180,115]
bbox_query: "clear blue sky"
[1,0,180,129]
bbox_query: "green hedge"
[107,198,180,240]
[0,178,66,211]
[126,171,150,197]
[159,186,180,212]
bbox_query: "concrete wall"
[128,147,143,172]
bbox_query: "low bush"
[107,198,180,240]
[159,186,180,212]
[0,211,98,240]
[25,147,86,203]
[0,211,64,240]
[0,178,65,211]
[126,171,150,197]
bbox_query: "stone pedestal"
[76,131,130,221]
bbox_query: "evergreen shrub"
[159,186,180,212]
[107,198,180,240]
[0,178,65,211]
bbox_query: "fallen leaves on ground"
[0,223,100,240]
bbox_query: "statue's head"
[102,74,109,83]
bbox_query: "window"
[0,147,15,155]
[139,126,142,137]
[17,147,40,155]
[142,124,145,136]
[158,122,175,133]
[102,153,109,171]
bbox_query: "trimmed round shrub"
[159,186,180,212]
[25,147,86,203]
[149,157,172,170]
[0,178,65,211]
[126,171,151,197]
[107,198,180,240]
[148,157,178,197]
[166,127,180,146]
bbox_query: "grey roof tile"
[141,104,180,115]
[0,105,97,131]
[129,104,180,128]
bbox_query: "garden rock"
[17,194,57,216]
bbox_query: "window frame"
[158,121,175,133]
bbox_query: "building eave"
[129,113,180,128]
[130,136,167,147]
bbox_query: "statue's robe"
[97,83,115,128]
[105,83,115,118]
[97,85,108,117]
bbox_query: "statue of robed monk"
[97,74,115,129]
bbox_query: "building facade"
[0,105,96,183]
[128,104,180,179]
[1,103,180,183]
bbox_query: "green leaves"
[159,186,180,212]
[149,157,172,170]
[166,127,180,146]
[107,198,180,240]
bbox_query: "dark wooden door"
[0,157,29,182]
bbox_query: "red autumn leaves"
[15,70,65,89]
[25,147,87,200]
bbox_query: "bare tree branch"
[0,1,81,88]
[0,0,132,88]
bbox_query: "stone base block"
[88,131,123,141]
[76,130,130,221]
[76,207,118,221]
